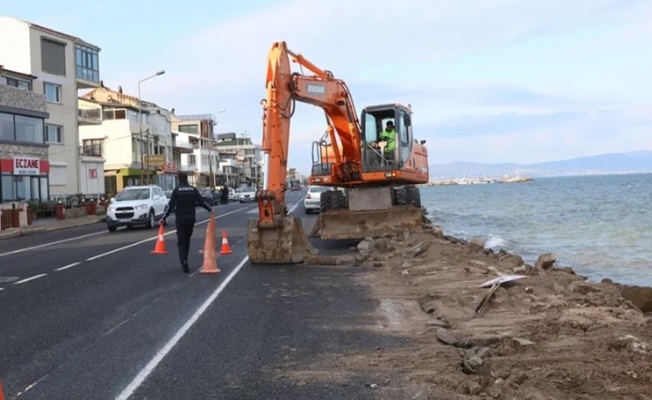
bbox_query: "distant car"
[106,185,168,232]
[225,187,236,201]
[200,189,220,206]
[304,185,331,214]
[237,187,257,203]
[290,185,302,191]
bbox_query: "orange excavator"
[247,41,430,264]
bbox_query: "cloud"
[102,0,651,172]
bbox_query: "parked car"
[164,190,173,199]
[227,187,237,201]
[303,185,331,213]
[237,187,257,203]
[106,185,168,232]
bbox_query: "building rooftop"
[4,16,101,50]
[174,113,217,122]
[0,65,38,80]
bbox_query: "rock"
[354,254,368,266]
[512,337,536,347]
[535,253,556,269]
[467,381,483,396]
[357,237,375,253]
[426,319,450,328]
[374,238,396,253]
[462,346,492,375]
[512,372,528,385]
[512,265,528,273]
[470,237,485,252]
[616,284,652,314]
[372,262,383,268]
[499,253,524,268]
[568,280,603,295]
[406,241,430,258]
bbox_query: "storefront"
[0,156,50,203]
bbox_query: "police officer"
[160,172,213,273]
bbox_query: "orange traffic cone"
[151,224,168,255]
[200,215,220,274]
[219,230,232,255]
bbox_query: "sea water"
[421,173,652,286]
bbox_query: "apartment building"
[214,132,263,187]
[79,86,175,196]
[0,16,103,197]
[0,65,50,208]
[171,114,220,188]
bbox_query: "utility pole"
[138,70,165,185]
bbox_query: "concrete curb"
[0,217,105,241]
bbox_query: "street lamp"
[138,70,165,184]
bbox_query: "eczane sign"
[14,157,40,175]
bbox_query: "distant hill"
[429,151,652,178]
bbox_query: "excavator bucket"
[247,217,318,264]
[311,205,424,240]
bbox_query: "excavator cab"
[361,104,414,173]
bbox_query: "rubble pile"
[307,215,652,399]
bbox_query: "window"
[178,124,199,134]
[76,44,100,83]
[46,124,63,144]
[41,38,67,76]
[398,111,409,145]
[5,77,31,91]
[103,109,126,120]
[44,82,61,103]
[0,176,48,202]
[188,155,196,165]
[1,176,14,201]
[15,116,44,143]
[82,139,103,156]
[0,113,14,141]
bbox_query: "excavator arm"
[256,41,365,230]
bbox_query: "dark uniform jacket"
[163,183,212,223]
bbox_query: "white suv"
[106,185,168,232]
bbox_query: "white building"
[79,86,176,196]
[214,132,263,187]
[0,16,104,198]
[171,114,219,188]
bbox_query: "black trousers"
[175,219,195,266]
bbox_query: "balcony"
[78,108,102,125]
[80,143,103,158]
[173,138,194,154]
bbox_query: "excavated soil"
[300,219,652,400]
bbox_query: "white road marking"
[288,197,304,214]
[14,273,47,285]
[54,262,81,272]
[115,256,249,400]
[0,231,106,258]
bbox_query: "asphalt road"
[0,190,400,400]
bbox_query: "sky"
[3,0,652,174]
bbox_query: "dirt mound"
[304,220,652,399]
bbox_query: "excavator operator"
[379,120,397,162]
